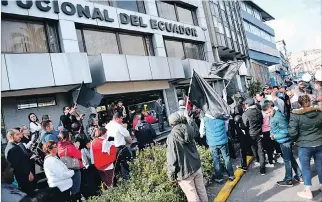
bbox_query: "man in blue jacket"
[262,101,303,187]
[200,113,235,183]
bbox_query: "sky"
[253,0,321,53]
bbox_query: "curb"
[214,156,254,202]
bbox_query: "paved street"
[228,157,322,202]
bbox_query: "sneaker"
[228,176,235,181]
[236,166,247,172]
[276,157,284,164]
[215,179,224,183]
[260,167,266,176]
[294,176,304,184]
[277,180,293,187]
[253,162,260,167]
[265,163,275,168]
[297,190,313,199]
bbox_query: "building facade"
[288,49,322,75]
[203,0,249,95]
[239,1,280,85]
[1,0,217,132]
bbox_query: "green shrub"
[88,144,213,202]
[247,81,263,98]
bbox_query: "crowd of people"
[166,75,322,201]
[2,98,168,202]
[2,74,322,202]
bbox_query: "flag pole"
[185,69,194,110]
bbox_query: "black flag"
[76,82,103,107]
[189,70,230,117]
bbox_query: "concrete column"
[164,83,178,114]
[58,20,79,53]
[152,34,166,57]
[144,0,158,17]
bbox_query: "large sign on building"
[2,0,198,37]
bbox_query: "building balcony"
[1,53,92,96]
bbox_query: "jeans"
[238,135,249,167]
[249,136,265,169]
[298,145,322,188]
[210,143,234,179]
[71,169,81,194]
[116,146,132,180]
[279,142,302,182]
[178,168,208,202]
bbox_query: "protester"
[234,115,249,171]
[234,97,244,116]
[88,115,99,140]
[91,127,117,189]
[43,140,74,201]
[155,97,165,132]
[289,95,322,199]
[167,112,208,202]
[200,112,235,182]
[57,131,83,202]
[271,91,285,115]
[41,120,59,144]
[115,100,127,120]
[241,98,265,175]
[106,112,132,180]
[132,108,157,132]
[5,129,35,197]
[28,113,42,137]
[60,106,78,132]
[262,101,303,187]
[261,104,274,167]
[72,122,90,150]
[19,125,34,150]
[134,113,157,150]
[313,80,322,104]
[80,140,100,198]
[279,86,291,120]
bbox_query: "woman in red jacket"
[58,131,84,202]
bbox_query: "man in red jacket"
[91,127,117,189]
[132,109,157,133]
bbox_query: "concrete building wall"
[2,93,70,130]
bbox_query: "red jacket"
[91,138,117,171]
[57,141,84,168]
[133,115,157,131]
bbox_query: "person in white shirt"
[42,140,74,202]
[105,112,132,180]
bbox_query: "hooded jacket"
[289,106,322,147]
[166,113,201,181]
[200,114,228,147]
[269,110,291,144]
[242,105,263,136]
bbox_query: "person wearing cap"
[241,98,265,175]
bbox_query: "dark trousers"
[262,131,274,164]
[238,134,249,167]
[249,136,265,169]
[15,174,35,197]
[157,114,164,132]
[115,146,131,181]
[81,166,100,199]
[99,169,115,189]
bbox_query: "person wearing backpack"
[134,113,157,150]
[91,127,117,189]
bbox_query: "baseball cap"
[243,98,255,106]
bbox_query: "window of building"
[77,28,153,56]
[225,27,231,38]
[1,19,60,53]
[156,1,198,25]
[253,9,261,20]
[17,95,56,110]
[211,2,220,17]
[164,39,204,60]
[90,0,145,13]
[245,4,253,15]
[240,1,247,11]
[243,21,250,32]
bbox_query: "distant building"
[288,49,322,75]
[239,1,280,85]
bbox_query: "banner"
[189,70,230,117]
[211,61,244,80]
[76,82,103,108]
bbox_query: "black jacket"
[135,120,157,150]
[60,113,77,132]
[289,106,322,147]
[241,105,263,136]
[5,142,33,188]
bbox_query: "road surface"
[228,157,322,202]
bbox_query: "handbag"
[60,147,81,170]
